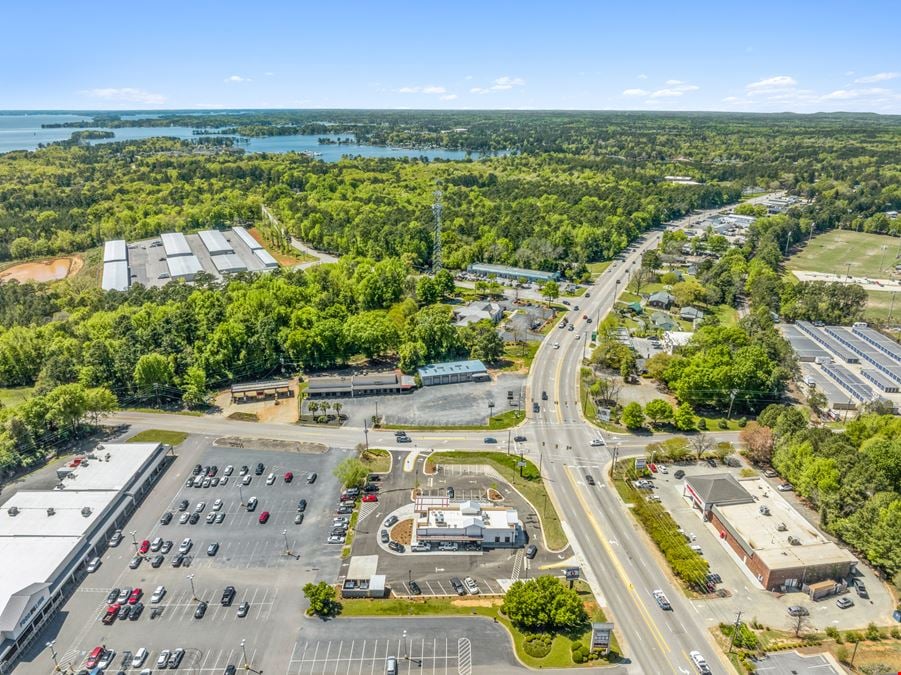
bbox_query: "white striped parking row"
[62,646,258,675]
[147,587,278,624]
[287,637,461,675]
[394,577,507,597]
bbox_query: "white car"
[242,475,252,486]
[689,650,711,674]
[97,650,115,670]
[179,538,193,554]
[131,648,148,668]
[86,557,102,573]
[266,473,276,485]
[194,501,205,512]
[150,536,163,551]
[463,577,480,594]
[179,512,190,524]
[224,465,234,476]
[151,585,166,603]
[219,475,229,486]
[658,464,668,474]
[157,650,171,669]
[213,499,223,511]
[589,438,603,447]
[652,589,671,610]
[553,342,560,349]
[327,535,345,544]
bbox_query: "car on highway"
[483,436,497,444]
[514,435,527,442]
[397,435,412,443]
[258,511,270,524]
[585,474,596,486]
[589,438,603,447]
[689,650,711,674]
[652,589,671,610]
[532,402,540,412]
[194,601,208,619]
[541,391,548,400]
[553,342,560,349]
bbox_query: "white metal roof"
[253,248,279,268]
[101,261,129,291]
[103,239,127,262]
[161,232,192,257]
[212,253,247,273]
[198,229,233,255]
[0,491,112,538]
[232,226,263,250]
[167,255,205,278]
[0,538,78,633]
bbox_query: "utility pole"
[784,231,792,257]
[363,418,369,451]
[727,610,742,653]
[890,292,896,322]
[507,430,511,455]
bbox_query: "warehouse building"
[306,371,415,398]
[198,229,233,256]
[166,254,205,281]
[0,443,168,671]
[232,226,263,251]
[101,260,129,292]
[253,248,279,269]
[706,478,857,591]
[211,253,247,274]
[160,232,192,257]
[413,499,522,548]
[102,239,128,263]
[418,359,489,386]
[467,263,560,283]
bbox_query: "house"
[680,307,704,322]
[651,312,677,331]
[647,291,675,309]
[624,301,643,315]
[663,331,693,351]
[453,301,503,327]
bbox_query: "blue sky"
[2,1,899,113]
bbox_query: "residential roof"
[167,254,205,278]
[254,249,279,268]
[649,290,675,304]
[232,226,263,251]
[685,474,754,507]
[103,239,127,262]
[418,359,488,378]
[680,306,704,320]
[198,229,233,255]
[211,253,247,273]
[161,232,192,257]
[101,260,129,292]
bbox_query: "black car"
[705,458,717,468]
[150,554,164,568]
[221,586,236,606]
[194,601,208,619]
[255,463,265,476]
[541,391,548,400]
[409,581,422,595]
[381,529,389,543]
[673,470,685,479]
[106,588,120,604]
[129,603,144,620]
[532,402,540,412]
[525,544,538,559]
[585,474,596,486]
[450,577,466,595]
[225,666,237,675]
[297,499,307,512]
[160,512,173,525]
[388,541,405,552]
[363,483,379,493]
[207,465,218,477]
[514,435,527,442]
[171,554,185,568]
[178,499,189,512]
[367,473,381,482]
[117,604,132,620]
[447,487,455,499]
[331,526,348,536]
[397,435,412,443]
[189,512,200,525]
[307,472,318,484]
[192,464,203,476]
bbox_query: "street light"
[402,630,408,661]
[240,638,250,672]
[487,400,495,422]
[46,640,60,673]
[282,529,291,556]
[186,573,197,601]
[238,483,245,507]
[130,530,138,550]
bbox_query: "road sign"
[596,407,611,422]
[634,457,646,470]
[564,567,580,581]
[516,461,527,467]
[591,622,614,654]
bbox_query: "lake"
[0,113,486,161]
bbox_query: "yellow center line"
[562,465,675,670]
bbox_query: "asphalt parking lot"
[335,374,527,427]
[343,450,565,598]
[753,651,842,674]
[15,435,348,675]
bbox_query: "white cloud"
[622,88,649,97]
[854,72,899,83]
[648,82,699,98]
[224,75,251,83]
[822,87,892,100]
[471,76,526,94]
[722,96,741,102]
[665,79,683,86]
[637,73,648,80]
[264,71,275,77]
[79,87,167,104]
[746,75,797,92]
[398,84,448,95]
[440,94,458,101]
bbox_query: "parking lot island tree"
[303,581,340,617]
[333,457,368,489]
[501,575,587,632]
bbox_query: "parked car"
[381,530,389,544]
[128,588,143,604]
[194,601,208,619]
[361,494,378,502]
[778,483,794,492]
[160,512,173,525]
[836,596,854,609]
[463,577,480,594]
[131,649,148,668]
[86,648,106,670]
[215,512,226,524]
[764,468,778,478]
[525,544,538,559]
[447,487,455,499]
[297,499,307,512]
[411,543,431,552]
[213,498,223,511]
[206,512,216,524]
[266,473,276,485]
[109,530,124,547]
[409,581,422,595]
[151,585,166,603]
[307,472,317,484]
[221,586,236,606]
[168,649,184,669]
[207,542,219,556]
[189,512,200,524]
[258,511,270,524]
[179,538,192,554]
[450,577,466,595]
[116,588,130,604]
[242,475,252,486]
[224,465,234,476]
[171,553,185,567]
[129,556,142,569]
[246,497,258,511]
[138,540,151,555]
[106,588,120,604]
[294,513,304,524]
[237,601,250,617]
[327,535,345,544]
[150,554,164,568]
[388,540,404,552]
[384,515,398,527]
[87,557,102,573]
[255,462,265,475]
[156,651,171,669]
[129,602,144,620]
[854,580,869,598]
[787,605,809,617]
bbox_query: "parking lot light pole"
[46,640,60,672]
[129,530,138,550]
[186,574,197,601]
[240,638,250,672]
[238,483,245,507]
[487,400,495,423]
[402,630,408,661]
[282,529,291,556]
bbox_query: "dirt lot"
[213,386,299,424]
[0,256,83,283]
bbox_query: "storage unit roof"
[211,253,247,273]
[103,239,127,262]
[198,229,233,255]
[101,261,129,292]
[232,226,263,251]
[161,232,192,257]
[166,254,205,278]
[254,248,279,268]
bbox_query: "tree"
[807,390,828,417]
[689,432,713,459]
[540,280,560,305]
[133,353,174,399]
[180,365,208,409]
[416,276,439,305]
[501,575,587,632]
[433,269,456,298]
[672,279,707,307]
[303,581,339,617]
[740,422,775,465]
[673,402,696,431]
[621,402,644,429]
[461,321,505,363]
[333,457,368,488]
[83,386,118,424]
[398,340,427,373]
[44,383,87,436]
[644,399,673,427]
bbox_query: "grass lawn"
[425,451,566,550]
[123,406,204,416]
[863,289,899,321]
[498,341,540,372]
[384,409,525,432]
[339,595,620,668]
[696,415,743,431]
[0,386,35,408]
[712,304,740,326]
[126,429,189,446]
[787,229,901,278]
[340,503,361,557]
[588,261,612,275]
[360,448,391,473]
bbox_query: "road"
[106,200,776,674]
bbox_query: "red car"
[138,539,150,555]
[102,605,119,625]
[649,463,658,473]
[128,588,143,604]
[86,646,105,668]
[361,494,378,503]
[284,472,293,483]
[258,511,270,524]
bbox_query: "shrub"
[844,630,863,643]
[825,626,841,642]
[835,645,849,663]
[570,640,589,664]
[717,418,729,429]
[738,416,748,427]
[721,622,759,650]
[891,627,900,639]
[522,633,553,658]
[697,417,708,430]
[865,622,881,641]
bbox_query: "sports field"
[787,229,901,278]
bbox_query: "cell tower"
[432,189,443,273]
